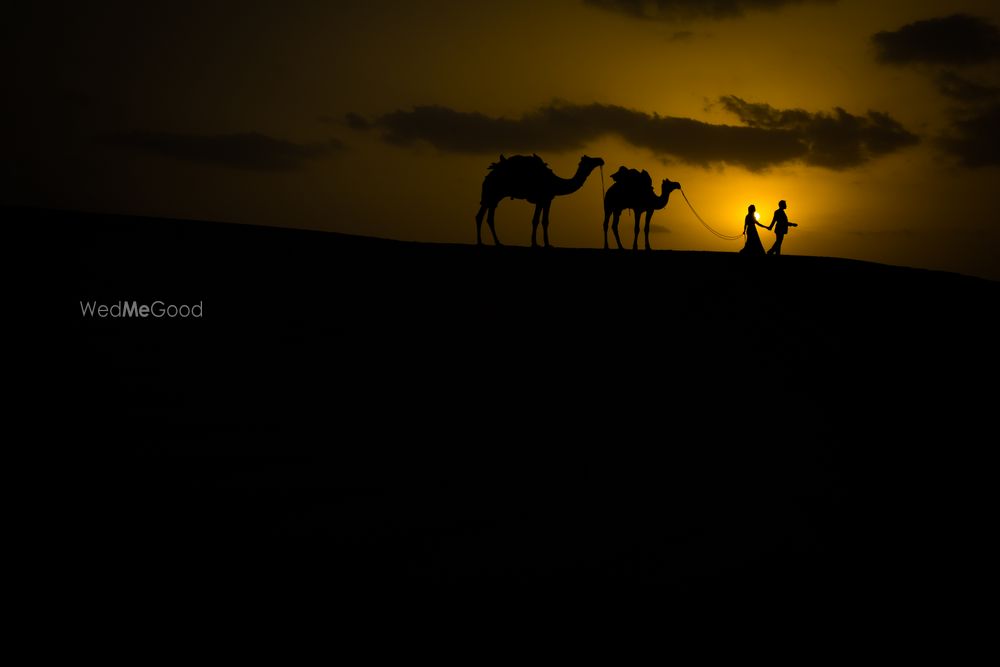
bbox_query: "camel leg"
[542,205,552,247]
[644,211,653,251]
[612,212,624,250]
[530,205,541,248]
[475,205,486,245]
[632,209,640,251]
[487,207,501,246]
[603,210,611,250]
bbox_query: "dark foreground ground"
[38,206,998,598]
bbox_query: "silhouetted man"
[767,200,797,255]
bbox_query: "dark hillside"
[33,206,998,595]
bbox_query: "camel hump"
[610,166,632,183]
[611,166,653,194]
[487,153,551,177]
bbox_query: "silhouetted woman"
[740,204,766,255]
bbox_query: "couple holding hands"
[742,200,797,256]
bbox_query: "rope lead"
[680,189,744,241]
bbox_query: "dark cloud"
[940,105,1000,167]
[370,103,800,170]
[669,30,695,41]
[872,14,1000,66]
[872,18,1000,164]
[933,71,1000,166]
[583,0,834,21]
[361,100,917,171]
[344,112,371,131]
[104,131,344,171]
[319,113,372,131]
[935,71,1000,103]
[718,96,919,169]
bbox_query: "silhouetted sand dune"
[33,206,998,592]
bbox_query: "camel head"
[663,178,681,193]
[580,155,605,172]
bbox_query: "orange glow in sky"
[5,0,1000,279]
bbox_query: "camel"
[475,153,605,247]
[602,168,681,251]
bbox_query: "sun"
[754,211,761,221]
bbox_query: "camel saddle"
[489,153,551,175]
[488,154,554,200]
[611,166,653,198]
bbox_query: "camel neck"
[552,164,592,196]
[653,186,675,209]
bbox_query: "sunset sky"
[7,0,1000,279]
